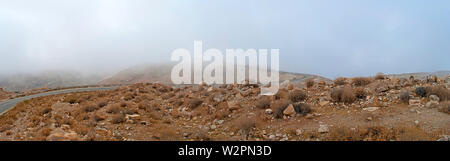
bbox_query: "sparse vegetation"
[255,97,271,109]
[331,87,355,103]
[187,98,203,109]
[438,101,450,114]
[232,116,256,135]
[292,103,311,115]
[375,72,385,80]
[111,114,125,124]
[426,85,450,101]
[352,77,373,86]
[305,79,315,88]
[400,90,410,103]
[353,87,367,99]
[289,90,307,102]
[334,77,347,86]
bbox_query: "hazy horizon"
[1,0,449,79]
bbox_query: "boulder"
[283,104,296,116]
[429,95,440,102]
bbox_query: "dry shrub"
[187,98,203,109]
[352,77,373,86]
[289,90,307,102]
[123,93,135,101]
[106,105,122,114]
[354,87,367,99]
[438,101,450,114]
[375,72,385,80]
[271,99,291,118]
[63,95,80,104]
[331,87,355,104]
[292,103,311,115]
[119,102,127,107]
[98,101,108,108]
[162,93,175,100]
[305,79,315,88]
[255,96,271,109]
[334,77,347,86]
[41,107,52,115]
[232,116,256,135]
[426,85,450,101]
[41,127,52,136]
[111,114,125,124]
[82,104,99,113]
[399,90,410,104]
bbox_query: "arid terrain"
[0,72,449,141]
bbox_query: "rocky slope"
[0,73,449,141]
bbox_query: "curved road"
[0,86,118,115]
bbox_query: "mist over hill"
[0,70,106,92]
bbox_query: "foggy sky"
[0,0,449,78]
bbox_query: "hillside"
[98,64,331,86]
[1,73,449,141]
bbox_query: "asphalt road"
[0,86,118,115]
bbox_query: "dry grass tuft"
[255,96,271,109]
[106,105,122,114]
[292,103,311,115]
[438,101,450,114]
[354,87,367,99]
[331,87,355,104]
[187,98,203,109]
[289,90,307,102]
[334,77,347,86]
[352,77,373,86]
[111,114,125,124]
[305,79,315,88]
[400,90,410,104]
[426,85,450,101]
[232,116,256,135]
[375,72,385,80]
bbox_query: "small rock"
[318,125,329,133]
[210,125,216,130]
[409,99,421,106]
[305,113,314,119]
[265,109,273,115]
[268,135,276,140]
[319,101,330,107]
[363,107,379,112]
[437,135,450,141]
[295,129,303,136]
[217,120,224,125]
[283,104,295,116]
[429,95,440,102]
[425,101,439,108]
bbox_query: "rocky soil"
[0,74,449,141]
